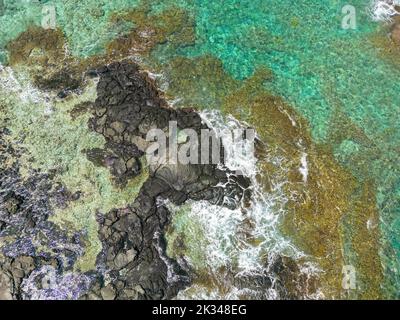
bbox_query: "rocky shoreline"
[0,60,252,300]
[2,0,396,299]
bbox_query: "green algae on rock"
[223,67,383,299]
[165,202,213,273]
[155,49,383,298]
[0,66,148,272]
[156,55,240,110]
[0,0,398,300]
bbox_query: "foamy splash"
[168,110,320,299]
[370,0,400,21]
[0,64,52,107]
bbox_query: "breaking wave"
[168,110,321,299]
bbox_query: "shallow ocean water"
[168,0,400,297]
[0,0,399,298]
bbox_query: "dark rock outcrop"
[1,60,252,300]
[80,61,251,300]
[87,61,250,206]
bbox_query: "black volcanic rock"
[80,60,252,300]
[87,60,250,205]
[0,60,252,300]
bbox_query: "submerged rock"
[87,60,250,207]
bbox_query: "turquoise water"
[1,0,399,298]
[162,0,400,295]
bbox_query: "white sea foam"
[170,110,320,299]
[0,64,53,116]
[299,152,309,184]
[370,0,400,21]
[0,63,322,299]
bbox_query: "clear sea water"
[0,0,399,298]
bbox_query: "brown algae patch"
[6,27,66,66]
[107,5,195,59]
[2,4,384,296]
[6,27,86,92]
[5,4,196,92]
[221,67,383,299]
[158,55,240,110]
[369,16,400,68]
[342,182,382,299]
